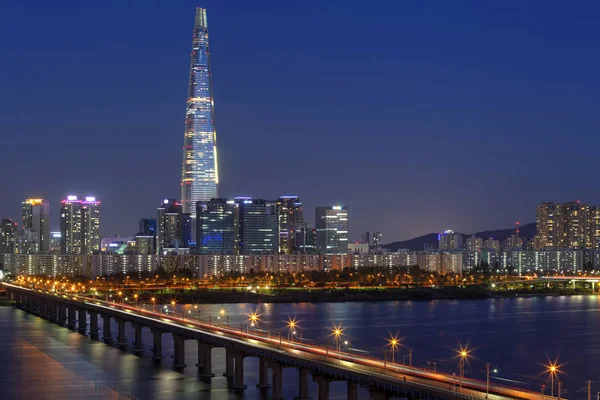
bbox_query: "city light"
[247,309,260,327]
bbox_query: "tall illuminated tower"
[180,7,219,217]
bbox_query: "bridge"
[3,283,561,400]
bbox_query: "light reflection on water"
[0,296,598,399]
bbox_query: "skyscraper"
[181,7,219,217]
[316,205,348,254]
[0,218,17,255]
[60,195,100,254]
[236,198,278,254]
[196,198,236,254]
[22,198,50,253]
[276,196,304,254]
[157,199,184,255]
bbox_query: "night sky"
[2,0,600,242]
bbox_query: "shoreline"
[143,287,597,305]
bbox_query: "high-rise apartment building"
[22,198,50,253]
[361,232,371,246]
[81,197,100,254]
[157,199,184,255]
[536,201,594,249]
[373,232,383,248]
[236,198,278,254]
[466,235,483,252]
[316,205,348,254]
[196,198,236,254]
[180,7,219,216]
[276,196,303,254]
[0,219,18,255]
[438,230,464,250]
[60,196,100,255]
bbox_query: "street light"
[286,316,298,342]
[387,334,400,364]
[151,297,156,311]
[247,309,260,331]
[331,323,344,357]
[546,361,560,397]
[457,345,470,390]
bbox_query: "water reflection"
[1,296,598,399]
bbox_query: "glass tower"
[181,7,219,216]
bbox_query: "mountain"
[382,222,536,252]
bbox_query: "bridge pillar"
[347,382,358,400]
[77,308,87,334]
[270,362,284,400]
[102,315,112,344]
[313,375,331,400]
[231,352,247,390]
[45,302,54,321]
[67,306,76,330]
[172,335,187,371]
[89,312,99,340]
[295,368,311,400]
[116,319,127,349]
[223,348,235,378]
[58,304,66,326]
[151,329,163,361]
[368,389,388,400]
[196,341,215,379]
[133,324,144,355]
[256,357,271,389]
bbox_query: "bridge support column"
[231,352,247,390]
[368,390,388,400]
[58,304,66,326]
[77,308,87,334]
[151,329,163,361]
[313,375,331,400]
[102,315,112,343]
[223,348,235,378]
[116,319,127,349]
[133,324,143,355]
[295,368,311,400]
[196,341,214,379]
[347,382,358,400]
[256,357,271,389]
[270,362,284,400]
[89,312,99,340]
[45,303,54,321]
[172,335,186,371]
[67,306,76,330]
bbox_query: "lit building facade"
[180,7,219,216]
[157,199,184,255]
[316,205,348,254]
[196,198,236,254]
[60,196,100,255]
[236,198,278,254]
[0,219,18,255]
[81,197,100,254]
[22,198,50,253]
[276,196,304,254]
[438,230,464,250]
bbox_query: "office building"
[438,230,464,250]
[276,196,304,254]
[157,199,184,255]
[60,196,100,255]
[22,198,50,253]
[316,205,348,254]
[139,218,157,236]
[237,198,278,254]
[180,7,219,216]
[0,219,18,255]
[373,232,382,248]
[296,223,317,254]
[361,232,371,246]
[196,198,236,254]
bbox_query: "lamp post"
[388,335,399,364]
[331,323,343,359]
[286,317,298,342]
[485,363,490,399]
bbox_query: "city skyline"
[2,1,600,241]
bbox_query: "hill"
[382,222,536,252]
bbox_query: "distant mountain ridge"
[382,222,536,252]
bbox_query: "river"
[0,296,597,399]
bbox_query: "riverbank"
[145,287,491,304]
[139,286,598,304]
